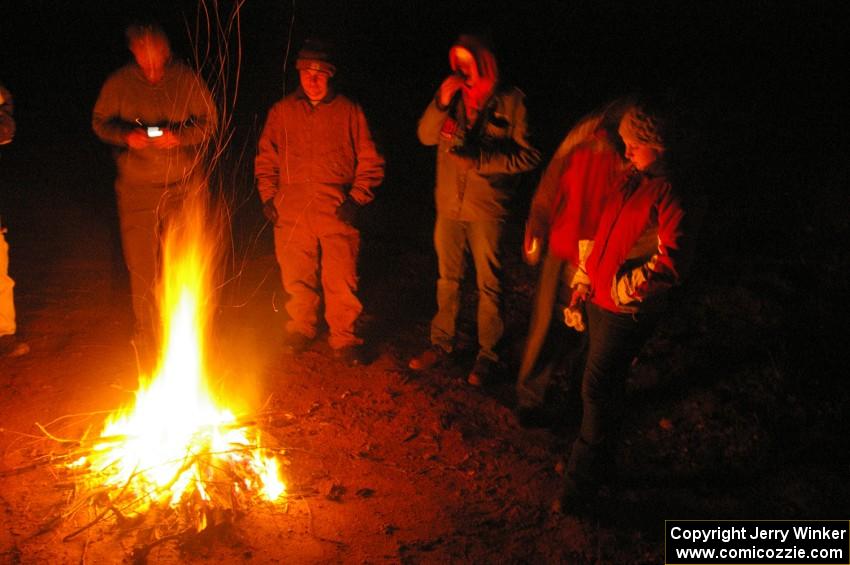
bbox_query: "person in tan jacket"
[410,33,540,385]
[255,40,385,365]
[92,23,218,364]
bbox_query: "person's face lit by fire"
[451,47,480,89]
[622,137,660,172]
[130,33,170,85]
[620,127,664,172]
[299,69,330,102]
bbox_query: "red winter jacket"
[546,131,626,265]
[586,171,695,313]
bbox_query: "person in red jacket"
[560,100,699,511]
[255,40,385,365]
[516,100,630,423]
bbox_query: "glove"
[262,199,279,224]
[336,197,360,225]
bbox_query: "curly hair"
[618,104,666,150]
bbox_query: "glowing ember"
[71,192,284,519]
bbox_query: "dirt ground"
[2,136,849,565]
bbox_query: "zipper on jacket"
[590,168,643,280]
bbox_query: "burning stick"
[24,416,287,544]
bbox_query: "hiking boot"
[283,332,313,355]
[408,344,450,371]
[0,334,29,358]
[334,344,366,367]
[467,356,498,387]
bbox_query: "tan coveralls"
[255,90,384,349]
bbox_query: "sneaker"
[408,344,449,371]
[0,334,29,358]
[334,344,366,367]
[283,332,313,354]
[467,356,497,387]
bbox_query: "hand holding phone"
[150,128,179,149]
[127,129,150,149]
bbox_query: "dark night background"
[2,0,847,366]
[2,0,847,243]
[1,1,849,556]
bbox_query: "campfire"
[32,190,285,553]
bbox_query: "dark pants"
[115,175,202,338]
[431,215,504,362]
[567,302,658,485]
[274,200,362,350]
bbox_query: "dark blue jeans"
[567,302,659,485]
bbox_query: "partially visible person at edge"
[254,39,385,366]
[0,82,30,357]
[411,33,541,386]
[558,100,701,512]
[92,23,218,368]
[515,99,631,427]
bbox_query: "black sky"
[1,0,846,241]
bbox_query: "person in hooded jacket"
[559,100,700,511]
[411,33,541,386]
[255,39,385,366]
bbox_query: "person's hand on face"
[438,74,465,107]
[452,49,479,89]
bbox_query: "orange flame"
[74,191,284,514]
